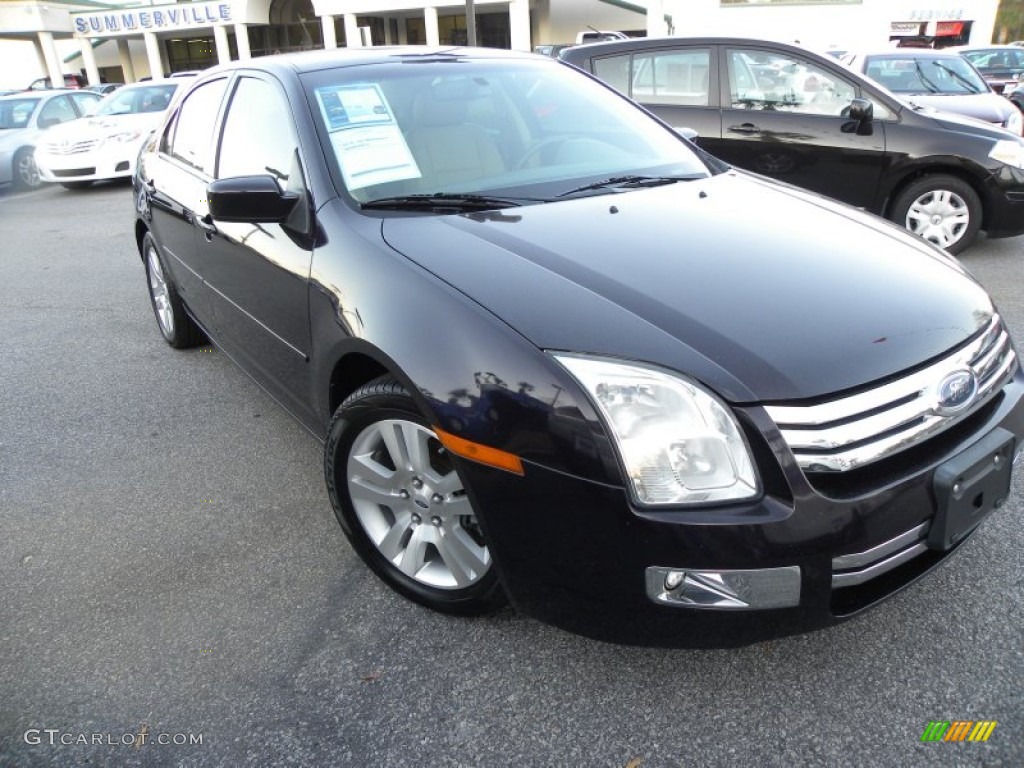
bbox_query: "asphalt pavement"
[0,181,1021,767]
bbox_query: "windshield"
[302,56,712,206]
[864,56,988,95]
[94,84,178,116]
[0,98,40,130]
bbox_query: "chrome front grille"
[765,315,1017,473]
[42,138,100,155]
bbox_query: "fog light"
[646,565,801,610]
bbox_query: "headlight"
[553,354,759,505]
[1005,109,1023,136]
[989,138,1024,169]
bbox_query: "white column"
[344,14,361,47]
[383,17,393,45]
[144,31,164,79]
[509,0,530,51]
[322,15,338,49]
[213,24,231,64]
[234,23,252,59]
[424,7,440,47]
[646,0,668,37]
[79,39,102,85]
[117,38,136,83]
[37,31,64,87]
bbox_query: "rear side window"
[593,55,631,96]
[168,78,228,175]
[632,49,711,106]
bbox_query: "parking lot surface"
[1,182,1021,767]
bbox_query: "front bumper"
[982,165,1024,238]
[458,368,1024,647]
[36,140,139,183]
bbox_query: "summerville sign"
[72,1,233,36]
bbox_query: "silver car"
[0,90,101,190]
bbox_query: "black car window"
[217,76,298,188]
[726,49,855,116]
[37,95,77,127]
[631,49,711,106]
[593,55,631,96]
[169,78,228,175]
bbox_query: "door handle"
[728,123,762,135]
[194,213,217,238]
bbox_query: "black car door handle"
[728,123,762,135]
[194,213,217,235]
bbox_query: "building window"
[248,0,323,56]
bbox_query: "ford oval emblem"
[936,370,977,415]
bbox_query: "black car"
[134,47,1023,647]
[561,37,1024,255]
[954,45,1024,95]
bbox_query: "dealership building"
[0,0,1001,89]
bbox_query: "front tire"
[143,232,204,348]
[325,376,506,615]
[889,174,981,255]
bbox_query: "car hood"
[42,113,159,141]
[904,92,1014,125]
[380,172,993,403]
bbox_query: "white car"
[0,90,100,189]
[35,81,184,189]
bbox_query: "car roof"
[193,45,541,80]
[849,48,967,59]
[559,36,834,61]
[0,89,82,101]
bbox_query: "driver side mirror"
[847,97,873,123]
[207,175,299,223]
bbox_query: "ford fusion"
[133,48,1024,647]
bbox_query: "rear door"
[710,45,887,209]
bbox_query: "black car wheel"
[325,376,506,615]
[890,174,981,255]
[143,232,204,348]
[13,148,41,190]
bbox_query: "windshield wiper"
[361,193,529,212]
[557,174,702,199]
[912,61,941,93]
[932,61,981,93]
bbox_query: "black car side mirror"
[207,175,299,223]
[847,97,874,123]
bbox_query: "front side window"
[96,85,178,116]
[303,57,711,205]
[37,96,77,127]
[69,92,101,115]
[217,77,298,187]
[168,78,228,174]
[727,49,856,115]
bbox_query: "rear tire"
[889,174,981,255]
[12,148,40,190]
[324,375,506,616]
[143,232,204,349]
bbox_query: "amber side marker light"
[434,427,525,476]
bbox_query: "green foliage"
[996,0,1024,42]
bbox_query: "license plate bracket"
[930,428,1015,551]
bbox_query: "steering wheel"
[517,136,572,169]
